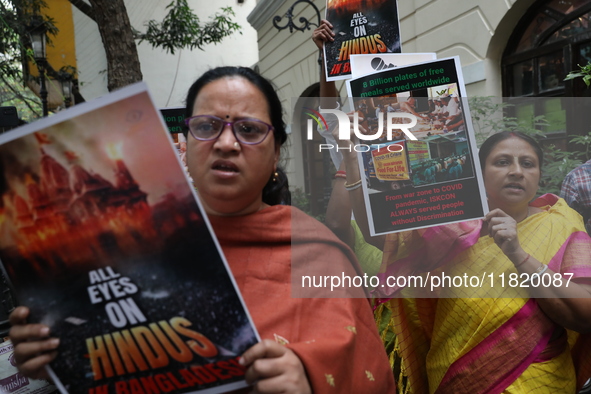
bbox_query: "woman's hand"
[312,19,335,50]
[484,208,524,260]
[240,339,311,394]
[8,306,59,380]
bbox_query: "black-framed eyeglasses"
[184,115,274,145]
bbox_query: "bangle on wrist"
[523,263,549,286]
[344,179,362,191]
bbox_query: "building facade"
[248,0,591,215]
[37,0,258,109]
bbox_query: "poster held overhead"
[323,0,401,81]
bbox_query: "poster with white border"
[346,56,489,235]
[323,0,401,81]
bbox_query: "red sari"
[210,205,396,393]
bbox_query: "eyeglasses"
[184,115,274,145]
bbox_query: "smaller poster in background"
[0,340,56,393]
[160,107,185,144]
[349,53,437,78]
[160,107,188,163]
[323,0,401,81]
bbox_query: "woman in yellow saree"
[345,131,591,393]
[375,193,591,393]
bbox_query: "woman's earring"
[272,171,278,182]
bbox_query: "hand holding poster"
[346,57,488,235]
[0,83,258,393]
[323,0,401,81]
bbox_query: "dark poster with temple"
[0,83,258,393]
[323,0,401,81]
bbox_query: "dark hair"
[184,66,290,206]
[478,131,543,170]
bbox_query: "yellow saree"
[375,195,591,394]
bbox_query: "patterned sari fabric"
[374,195,591,394]
[209,205,396,393]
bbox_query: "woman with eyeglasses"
[8,67,396,393]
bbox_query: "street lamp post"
[58,71,73,108]
[28,16,49,117]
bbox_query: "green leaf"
[134,1,241,54]
[564,62,591,88]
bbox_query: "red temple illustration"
[0,134,159,281]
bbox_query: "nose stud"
[234,142,240,148]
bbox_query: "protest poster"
[0,83,259,393]
[160,107,186,148]
[160,107,185,135]
[346,56,488,235]
[349,52,436,78]
[323,0,401,81]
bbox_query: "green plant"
[468,96,591,196]
[134,0,241,54]
[564,63,591,87]
[540,134,591,195]
[291,187,326,223]
[469,96,548,146]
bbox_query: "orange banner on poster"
[371,142,409,181]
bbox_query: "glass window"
[538,52,565,92]
[504,0,591,99]
[515,13,556,52]
[513,61,534,96]
[545,11,591,44]
[503,0,591,145]
[580,41,591,64]
[546,0,589,15]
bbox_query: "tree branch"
[67,0,96,22]
[0,73,42,117]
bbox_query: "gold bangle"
[344,179,363,191]
[343,179,362,189]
